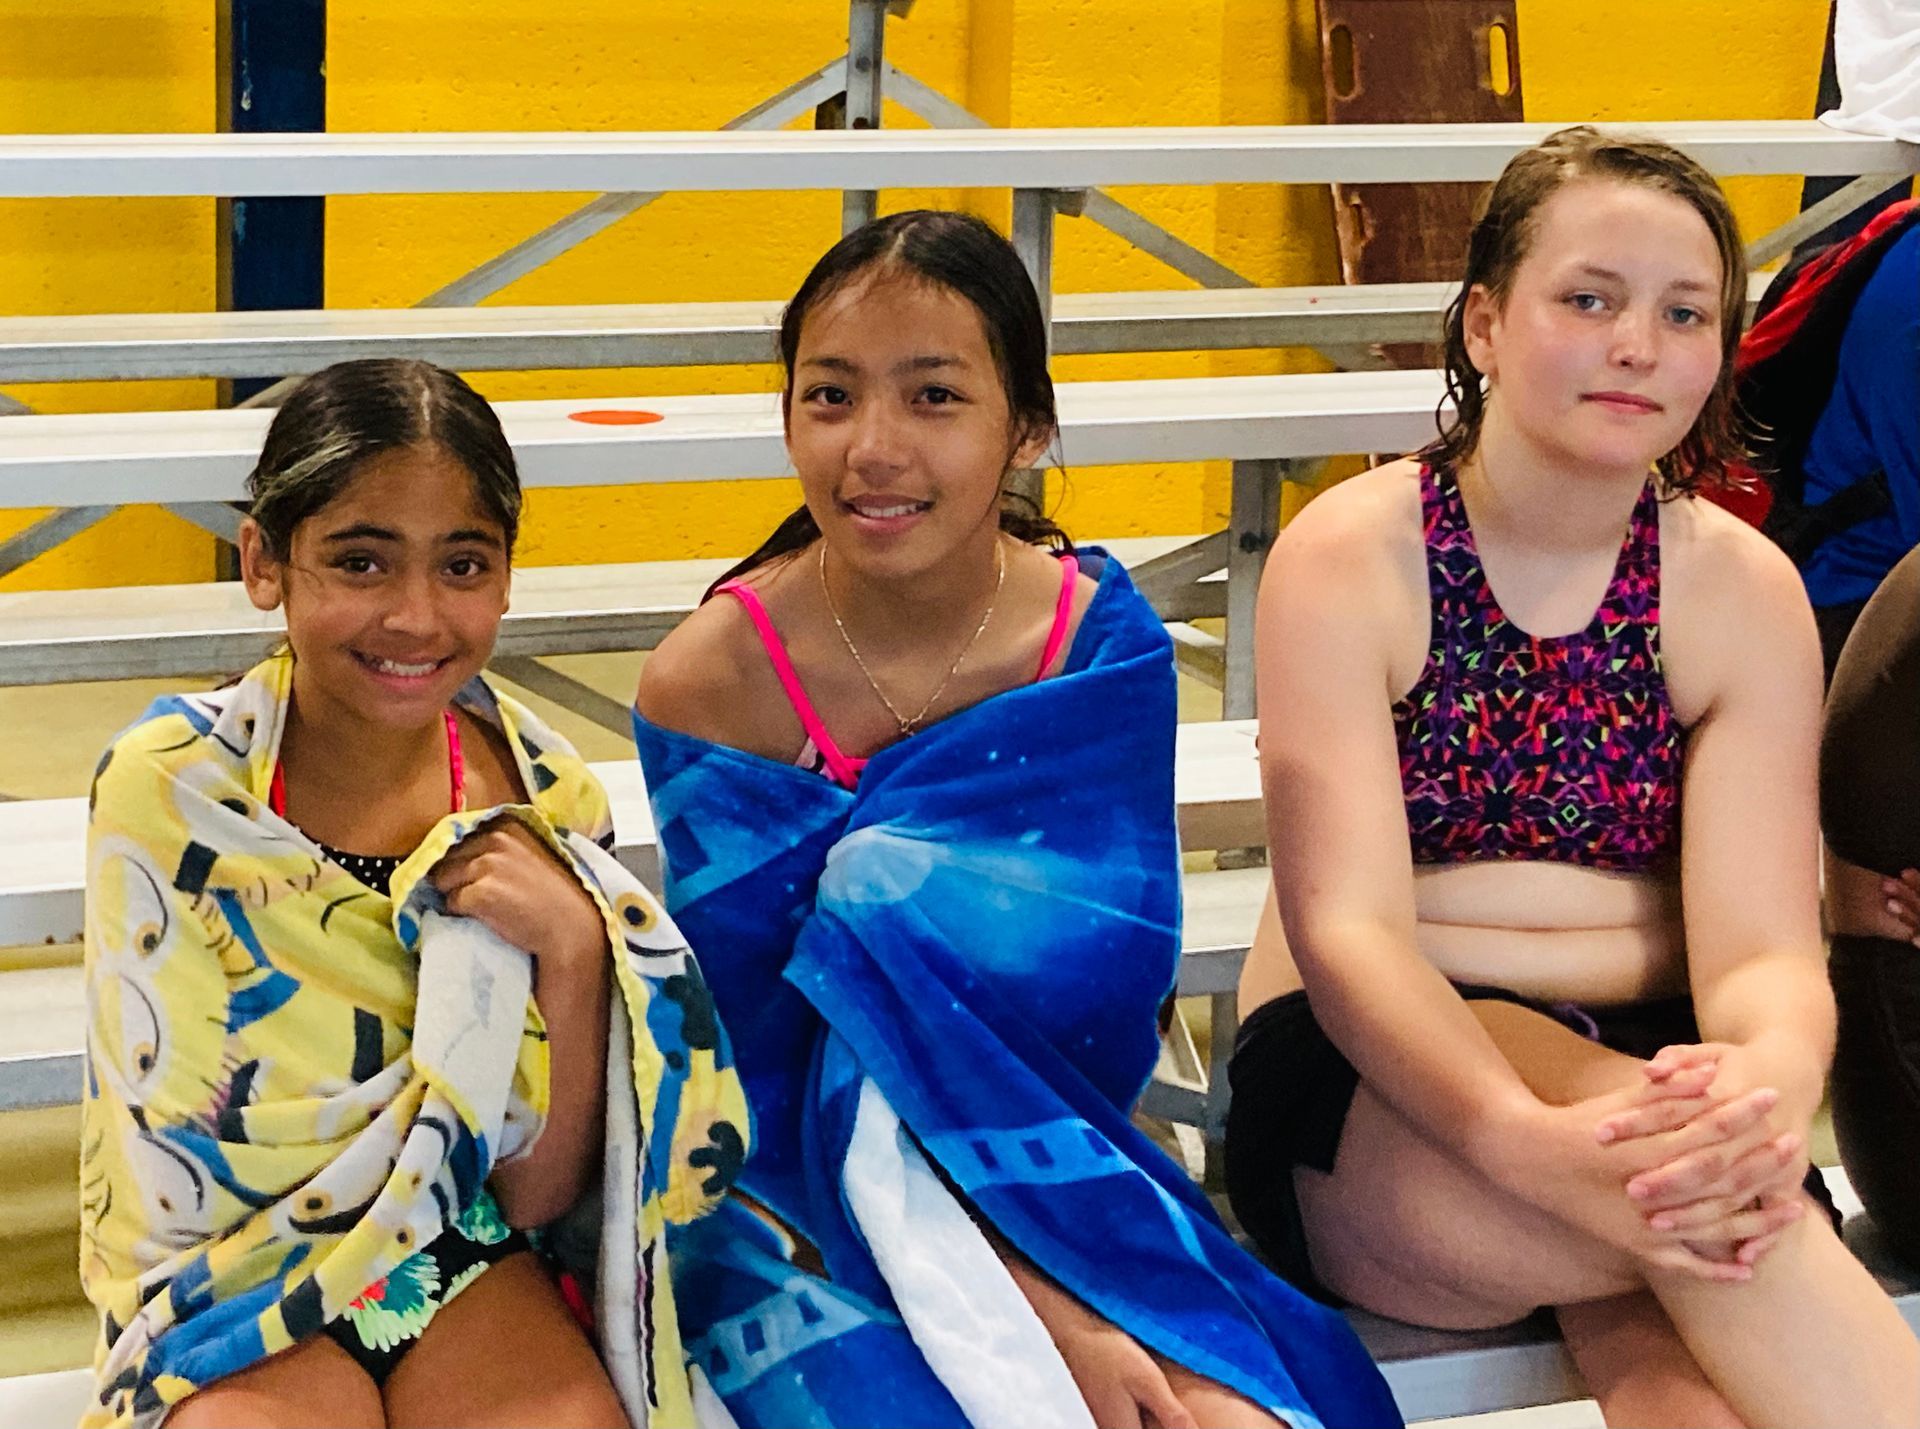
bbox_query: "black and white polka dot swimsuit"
[313,844,404,896]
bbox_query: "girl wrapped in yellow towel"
[80,359,746,1429]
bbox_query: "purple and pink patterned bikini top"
[1391,460,1685,873]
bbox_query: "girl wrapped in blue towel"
[633,210,1399,1429]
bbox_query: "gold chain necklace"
[819,539,1006,736]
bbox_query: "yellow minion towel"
[80,654,748,1429]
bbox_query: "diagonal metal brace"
[0,506,114,580]
[1075,190,1256,291]
[489,656,636,741]
[234,58,852,412]
[1129,530,1230,605]
[1747,172,1909,268]
[1166,622,1226,690]
[167,503,247,544]
[420,59,851,311]
[881,66,1260,292]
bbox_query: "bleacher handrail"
[1,121,1913,198]
[0,273,1781,384]
[0,369,1451,511]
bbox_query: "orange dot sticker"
[568,409,666,426]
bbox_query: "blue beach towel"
[635,552,1399,1429]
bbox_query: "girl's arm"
[495,949,612,1227]
[985,1227,1197,1428]
[1670,527,1831,1127]
[1829,854,1920,946]
[1822,541,1920,947]
[1257,492,1546,1174]
[1601,522,1830,1250]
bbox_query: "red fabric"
[1033,554,1080,680]
[269,708,464,816]
[556,1269,596,1332]
[1702,464,1774,526]
[716,577,868,791]
[1707,199,1920,530]
[1739,199,1920,371]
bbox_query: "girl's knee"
[169,1337,385,1429]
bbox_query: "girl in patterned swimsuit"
[1226,128,1919,1425]
[99,361,639,1428]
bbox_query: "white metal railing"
[0,370,1446,510]
[0,274,1782,384]
[2,122,1911,197]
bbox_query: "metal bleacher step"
[0,536,1222,689]
[0,719,1266,1109]
[0,275,1776,385]
[2,122,1905,203]
[0,286,1434,382]
[5,1165,1913,1426]
[0,369,1451,511]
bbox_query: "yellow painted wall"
[0,0,219,590]
[0,0,1835,587]
[1520,0,1833,269]
[326,3,948,565]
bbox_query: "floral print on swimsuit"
[332,1187,525,1367]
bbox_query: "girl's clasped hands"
[1590,1044,1811,1281]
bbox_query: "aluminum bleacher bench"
[6,116,1919,1423]
[0,868,1260,1116]
[0,370,1448,509]
[0,124,1899,372]
[0,537,1220,689]
[3,121,1910,199]
[0,285,1462,383]
[6,714,1920,1421]
[2,1168,1913,1424]
[0,721,1266,1107]
[0,275,1779,385]
[0,368,1445,717]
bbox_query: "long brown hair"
[1431,125,1749,495]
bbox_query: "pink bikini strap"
[716,580,866,789]
[1033,554,1081,681]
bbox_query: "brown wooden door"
[1318,0,1523,358]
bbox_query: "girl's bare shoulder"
[634,562,798,748]
[1659,492,1820,716]
[1660,491,1807,618]
[1272,457,1428,600]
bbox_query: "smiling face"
[1464,178,1728,478]
[784,271,1049,582]
[239,442,511,733]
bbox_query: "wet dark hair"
[1431,125,1749,495]
[246,358,521,557]
[708,209,1070,595]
